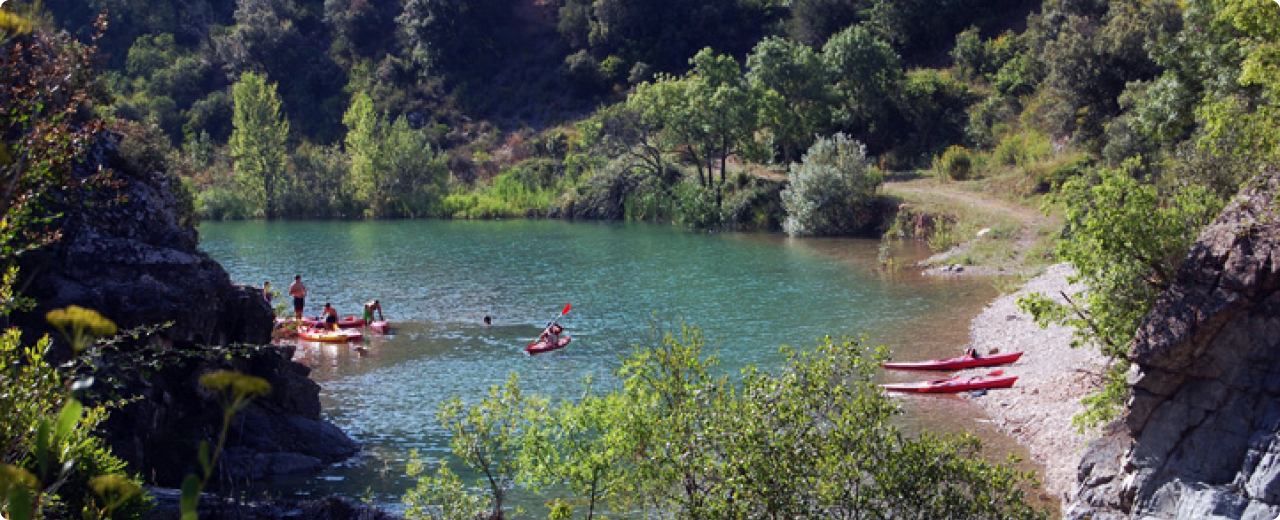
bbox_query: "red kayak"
[880,370,1017,394]
[882,351,1023,371]
[277,316,367,329]
[526,336,571,355]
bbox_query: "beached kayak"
[882,351,1023,371]
[879,370,1017,394]
[296,326,363,343]
[526,336,571,355]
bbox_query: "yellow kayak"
[297,326,363,343]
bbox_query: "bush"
[781,133,883,236]
[933,145,973,181]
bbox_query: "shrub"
[781,133,883,237]
[933,145,973,181]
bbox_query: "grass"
[881,170,1061,275]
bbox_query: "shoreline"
[958,263,1106,506]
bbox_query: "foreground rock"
[13,132,357,487]
[1067,172,1280,519]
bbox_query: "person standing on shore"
[288,275,307,320]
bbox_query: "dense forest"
[3,0,1280,518]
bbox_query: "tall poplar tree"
[230,71,290,219]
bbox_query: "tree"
[746,36,833,163]
[230,71,290,219]
[822,24,901,147]
[404,323,1048,520]
[343,91,445,217]
[1019,161,1222,426]
[626,48,761,210]
[781,133,883,236]
[1195,0,1280,168]
[404,374,543,520]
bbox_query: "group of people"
[264,275,384,330]
[265,275,561,341]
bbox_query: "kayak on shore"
[882,351,1023,371]
[880,370,1017,394]
[526,336,571,355]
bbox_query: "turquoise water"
[199,219,1029,510]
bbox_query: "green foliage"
[344,91,448,218]
[781,133,883,236]
[230,71,290,219]
[747,36,833,163]
[408,323,1047,520]
[1018,161,1223,425]
[2,306,150,520]
[1195,0,1280,167]
[402,462,489,520]
[895,69,975,165]
[1025,0,1179,149]
[934,145,974,181]
[822,24,901,142]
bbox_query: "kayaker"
[483,315,492,325]
[541,321,564,346]
[363,300,384,322]
[965,346,981,358]
[322,302,339,329]
[288,275,307,320]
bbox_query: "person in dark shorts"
[322,302,339,329]
[288,275,307,319]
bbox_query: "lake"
[199,219,1038,511]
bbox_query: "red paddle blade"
[987,370,1004,377]
[562,303,572,315]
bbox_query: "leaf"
[54,398,84,441]
[6,485,34,520]
[34,419,50,478]
[180,473,202,518]
[198,441,211,474]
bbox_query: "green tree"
[1019,161,1222,426]
[343,91,446,217]
[781,133,883,236]
[747,36,833,163]
[1196,0,1280,167]
[404,374,543,520]
[626,49,761,211]
[229,71,290,219]
[822,24,902,146]
[520,380,626,520]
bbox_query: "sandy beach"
[960,263,1108,503]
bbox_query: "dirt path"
[882,177,1060,275]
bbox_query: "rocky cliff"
[1068,171,1280,519]
[12,131,357,488]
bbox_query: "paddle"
[548,303,571,329]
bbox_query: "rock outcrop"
[1067,171,1280,519]
[13,132,357,487]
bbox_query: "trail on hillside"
[882,177,1060,275]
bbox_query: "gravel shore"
[960,263,1108,503]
